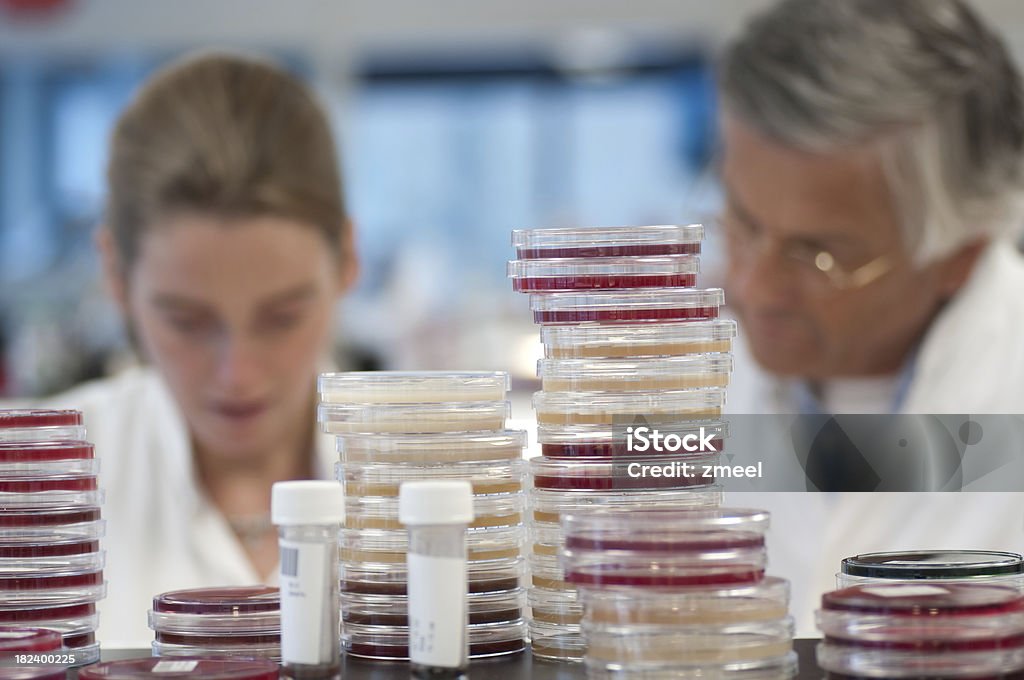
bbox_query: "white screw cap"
[271,480,345,525]
[399,480,474,526]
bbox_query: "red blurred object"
[0,0,73,20]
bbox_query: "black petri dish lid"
[841,550,1024,579]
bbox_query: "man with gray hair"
[717,0,1024,635]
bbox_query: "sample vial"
[399,480,475,679]
[271,480,345,679]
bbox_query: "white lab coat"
[725,240,1024,636]
[46,367,337,647]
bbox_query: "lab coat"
[47,367,337,647]
[725,240,1024,636]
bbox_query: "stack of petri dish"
[317,372,528,660]
[148,586,280,660]
[563,508,796,679]
[838,550,1024,591]
[816,583,1024,678]
[508,225,735,661]
[0,410,104,667]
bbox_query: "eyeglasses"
[713,211,894,292]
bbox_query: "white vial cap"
[399,480,474,526]
[271,480,345,525]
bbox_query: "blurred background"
[2,0,1023,400]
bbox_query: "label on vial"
[407,553,467,667]
[280,539,329,665]
[152,661,199,673]
[861,584,951,597]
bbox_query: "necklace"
[226,513,275,549]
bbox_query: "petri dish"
[512,225,703,259]
[530,454,721,491]
[538,355,733,392]
[541,319,736,359]
[318,371,508,404]
[339,458,525,497]
[537,420,727,458]
[149,587,279,635]
[318,401,508,434]
[508,256,698,292]
[336,430,526,464]
[531,288,724,325]
[534,389,725,426]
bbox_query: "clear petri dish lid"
[341,556,524,595]
[530,454,720,491]
[530,288,725,325]
[530,488,724,520]
[79,658,281,680]
[582,577,791,625]
[338,458,526,494]
[815,642,1024,678]
[0,442,93,464]
[0,525,105,548]
[841,550,1024,579]
[542,319,737,359]
[318,400,509,434]
[0,627,63,652]
[0,490,103,510]
[0,426,88,445]
[584,652,798,679]
[318,371,508,404]
[341,525,524,552]
[0,411,82,430]
[512,224,704,259]
[342,588,524,626]
[534,389,726,423]
[0,459,99,478]
[336,430,526,463]
[821,583,1024,616]
[0,552,104,576]
[538,355,733,391]
[0,547,103,570]
[508,256,699,292]
[562,507,770,551]
[345,492,523,530]
[152,586,279,616]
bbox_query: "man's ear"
[933,239,988,300]
[336,219,359,294]
[96,227,130,314]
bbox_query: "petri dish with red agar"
[530,288,724,325]
[508,255,699,292]
[537,420,727,458]
[512,225,703,259]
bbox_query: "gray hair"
[720,0,1024,262]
